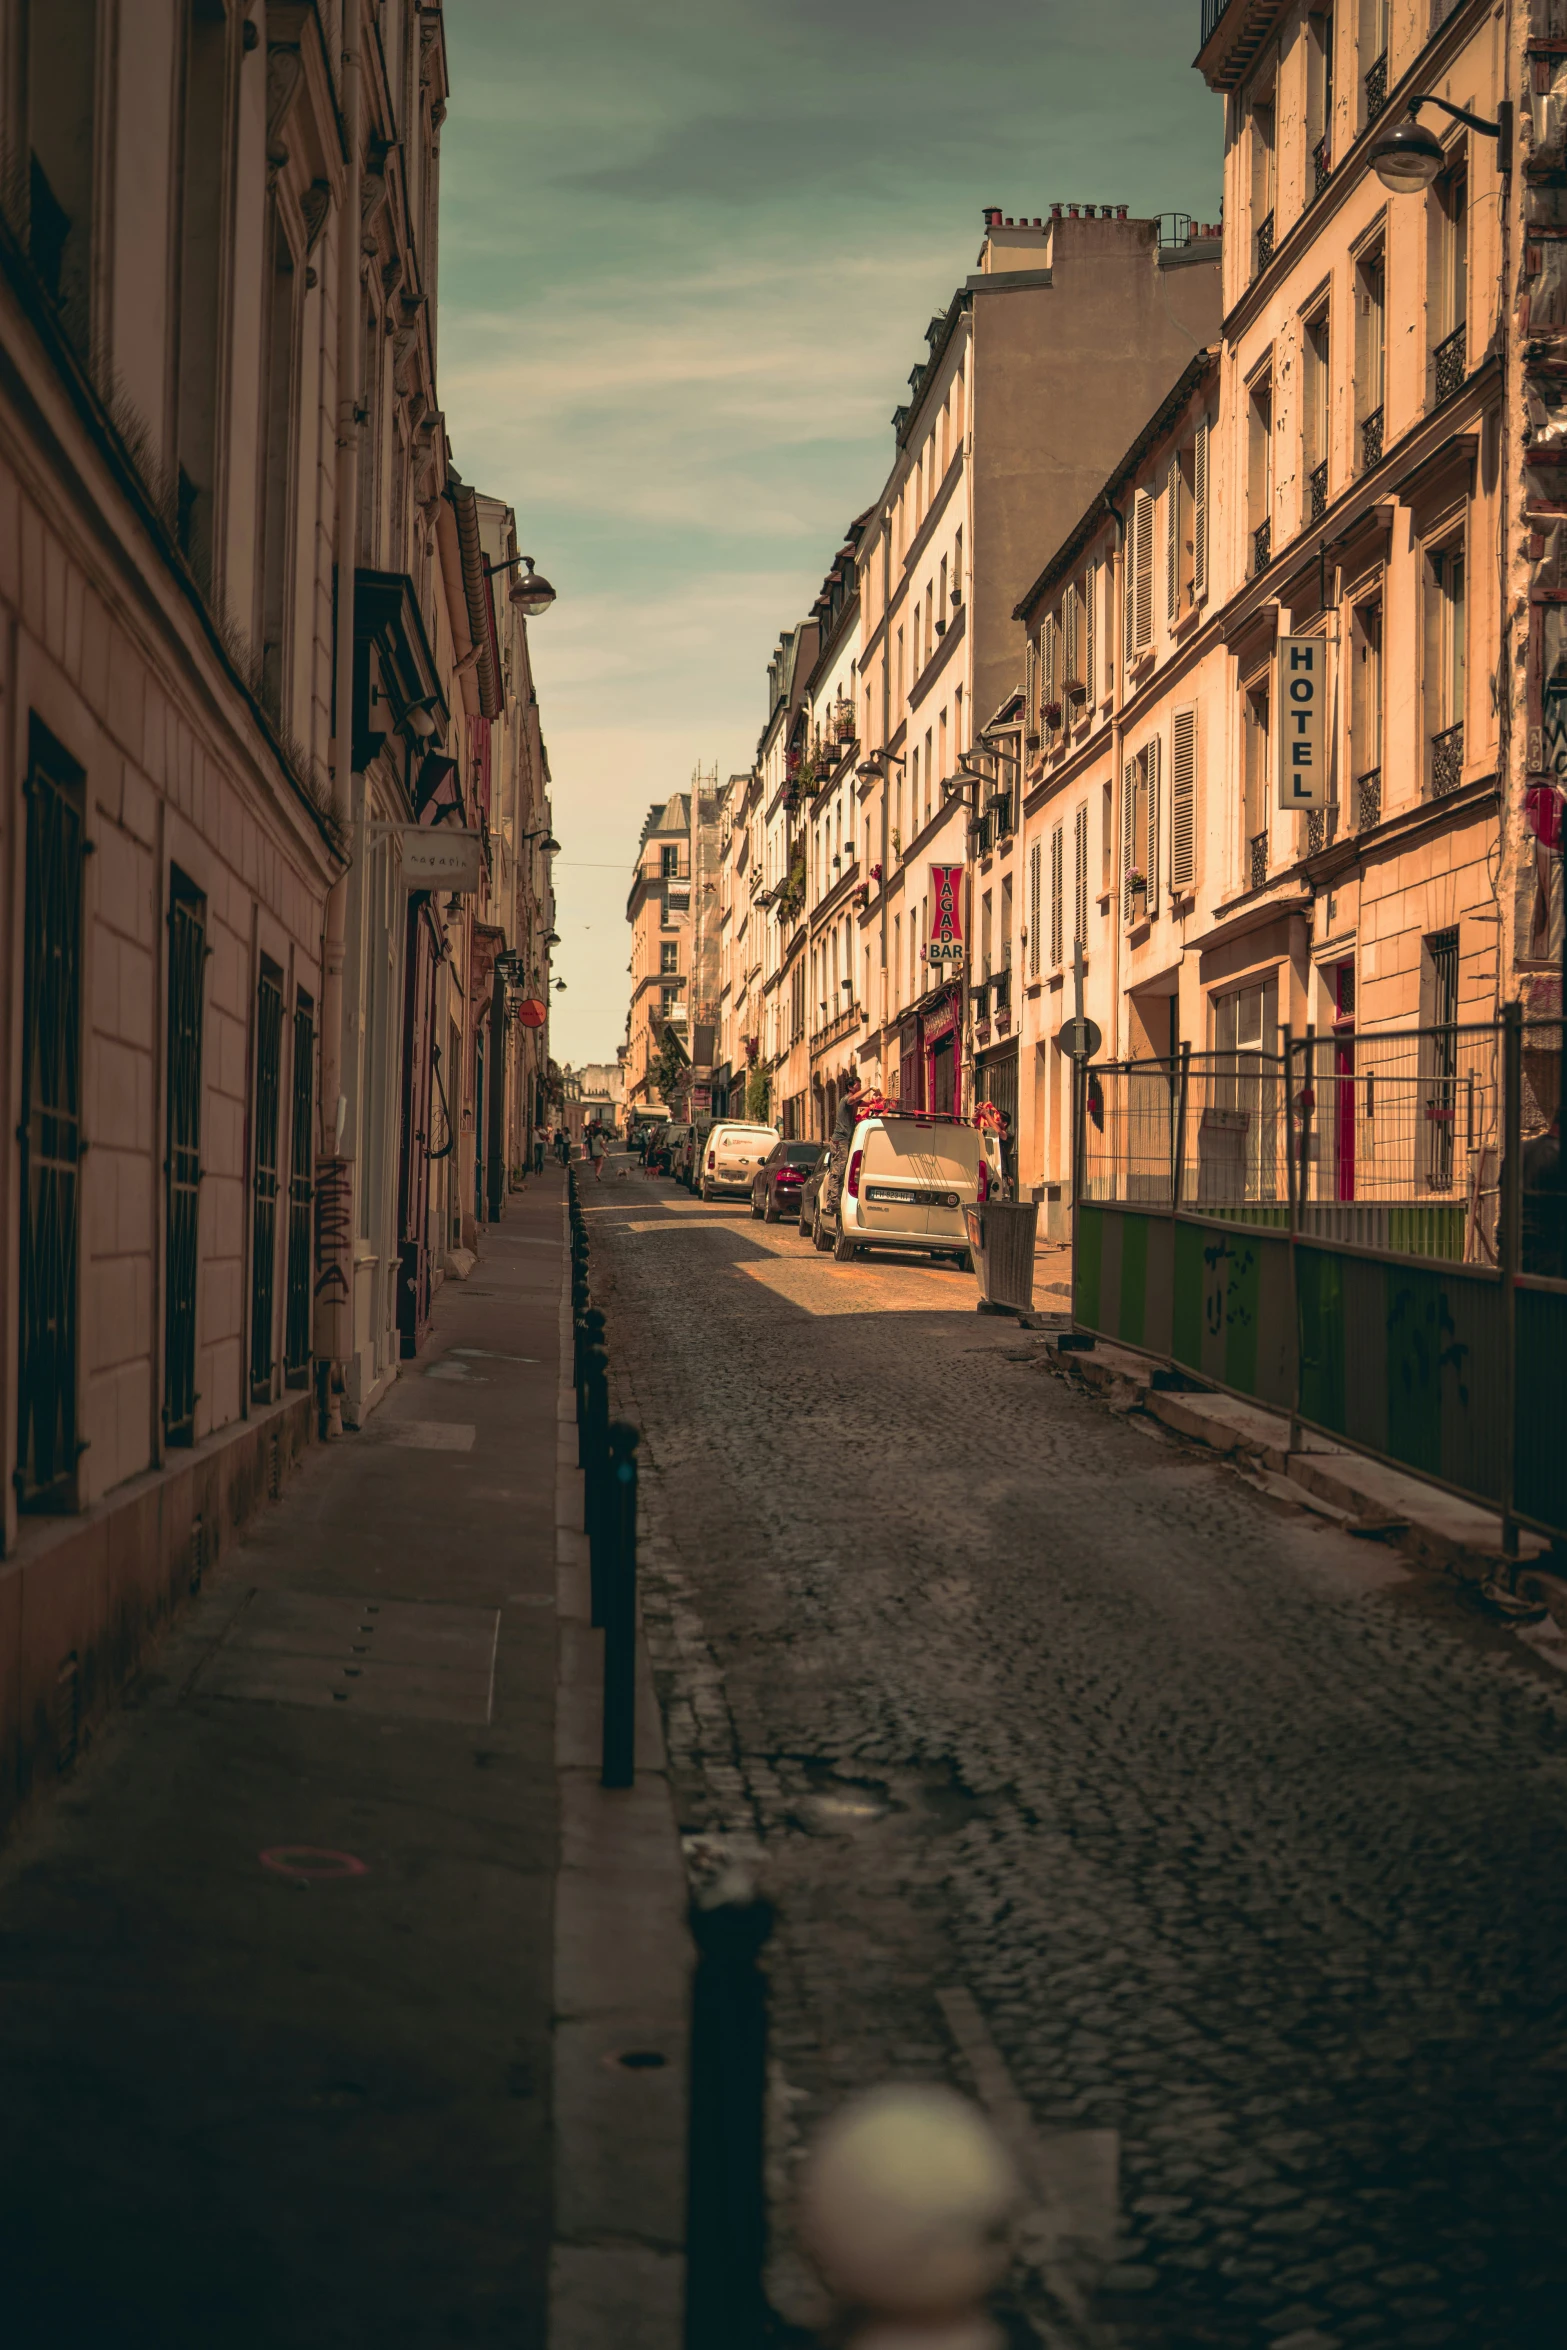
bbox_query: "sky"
[438,0,1222,1068]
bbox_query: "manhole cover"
[195,1593,499,1723]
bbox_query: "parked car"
[658,1123,691,1180]
[750,1140,827,1223]
[677,1121,712,1191]
[821,1110,984,1267]
[698,1120,781,1202]
[799,1150,832,1242]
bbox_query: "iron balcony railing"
[1431,721,1465,798]
[1364,49,1389,123]
[1254,209,1275,274]
[1306,805,1338,855]
[1252,517,1272,576]
[1356,768,1382,830]
[1360,404,1384,469]
[1312,134,1331,196]
[1248,830,1269,891]
[1309,459,1328,521]
[1200,0,1232,40]
[1433,321,1467,404]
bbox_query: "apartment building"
[803,525,869,1136]
[853,204,1223,1123]
[755,622,819,1133]
[0,2,554,1829]
[624,787,721,1116]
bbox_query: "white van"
[699,1121,781,1202]
[830,1111,986,1266]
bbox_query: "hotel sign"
[1276,636,1330,813]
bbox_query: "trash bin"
[963,1198,1038,1315]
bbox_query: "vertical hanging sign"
[1276,635,1330,811]
[928,863,964,964]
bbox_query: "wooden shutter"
[1050,823,1064,967]
[1085,561,1097,706]
[1144,733,1161,920]
[1062,584,1080,688]
[1193,414,1209,602]
[1171,705,1197,894]
[1073,804,1088,945]
[1024,632,1036,729]
[1042,612,1058,708]
[1123,513,1137,658]
[1133,489,1154,651]
[1122,756,1139,921]
[1165,457,1179,625]
[1028,839,1042,976]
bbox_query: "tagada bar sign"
[1276,635,1330,813]
[398,827,482,891]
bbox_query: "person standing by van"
[822,1076,866,1217]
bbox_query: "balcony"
[1305,805,1337,855]
[1360,405,1384,470]
[1253,210,1275,275]
[1430,722,1464,799]
[1312,134,1331,196]
[1252,517,1272,577]
[1364,49,1388,124]
[1308,459,1328,521]
[1355,768,1382,830]
[1433,321,1467,405]
[1247,830,1269,892]
[1200,0,1231,38]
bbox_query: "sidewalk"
[0,1168,688,2348]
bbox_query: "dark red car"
[749,1139,827,1224]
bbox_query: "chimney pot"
[983,206,1002,226]
[1051,202,1062,219]
[1118,205,1128,220]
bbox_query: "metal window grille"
[1364,49,1388,122]
[1356,768,1382,829]
[1433,322,1466,404]
[1430,721,1464,798]
[249,962,284,1403]
[1248,830,1269,891]
[1252,518,1272,577]
[1254,210,1275,274]
[1306,805,1339,856]
[1309,459,1329,521]
[1312,134,1331,195]
[1424,930,1460,1192]
[284,990,315,1387]
[163,873,207,1447]
[16,722,85,1511]
[1360,404,1384,469]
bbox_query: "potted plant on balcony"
[1042,700,1063,730]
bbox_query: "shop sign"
[398,825,483,891]
[1275,637,1330,812]
[923,989,960,1044]
[930,863,964,951]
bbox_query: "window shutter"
[1193,415,1209,602]
[1122,756,1139,922]
[1024,632,1036,728]
[1145,733,1161,921]
[1050,824,1064,967]
[1073,805,1088,945]
[1085,562,1097,706]
[1171,705,1197,894]
[1062,584,1080,687]
[1124,514,1137,659]
[1028,840,1042,976]
[1165,457,1179,625]
[1042,613,1058,708]
[1134,489,1154,651]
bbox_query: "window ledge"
[1173,598,1207,638]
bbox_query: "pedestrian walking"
[588,1121,608,1184]
[532,1120,547,1176]
[822,1076,866,1217]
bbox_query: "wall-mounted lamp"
[486,552,558,616]
[1370,95,1511,192]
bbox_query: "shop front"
[922,985,963,1116]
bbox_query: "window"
[660,986,679,1014]
[1126,486,1155,656]
[1426,539,1466,795]
[952,528,963,607]
[661,845,679,878]
[1049,825,1064,968]
[258,217,298,720]
[176,1,230,587]
[1029,840,1042,977]
[924,729,933,826]
[1165,452,1191,622]
[164,869,208,1448]
[1351,597,1383,824]
[17,719,86,1511]
[1431,155,1468,402]
[1248,370,1274,573]
[1192,415,1210,602]
[1171,706,1197,894]
[1360,0,1390,125]
[660,941,678,974]
[1211,980,1279,1203]
[1084,561,1098,701]
[1251,90,1277,273]
[894,913,903,1004]
[1309,12,1335,191]
[1421,928,1460,1190]
[1122,738,1161,921]
[26,0,98,352]
[284,989,315,1388]
[250,960,285,1403]
[1000,873,1013,970]
[1355,242,1386,468]
[1101,780,1114,894]
[1303,307,1331,519]
[1073,804,1089,945]
[1243,684,1271,888]
[981,891,993,980]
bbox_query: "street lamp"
[1370,96,1511,192]
[519,827,561,853]
[485,552,558,617]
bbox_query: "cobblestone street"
[586,1167,1567,2350]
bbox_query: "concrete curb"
[548,1200,692,2350]
[1059,1339,1551,1588]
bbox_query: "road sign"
[1058,1016,1102,1059]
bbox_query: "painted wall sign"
[930,863,964,948]
[399,826,483,891]
[1275,636,1330,812]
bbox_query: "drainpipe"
[1105,490,1127,1066]
[880,507,892,1093]
[318,5,362,1438]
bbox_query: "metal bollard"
[582,1342,609,1620]
[684,1870,775,2350]
[574,1307,605,1463]
[600,1420,640,1789]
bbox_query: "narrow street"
[587,1165,1567,2350]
